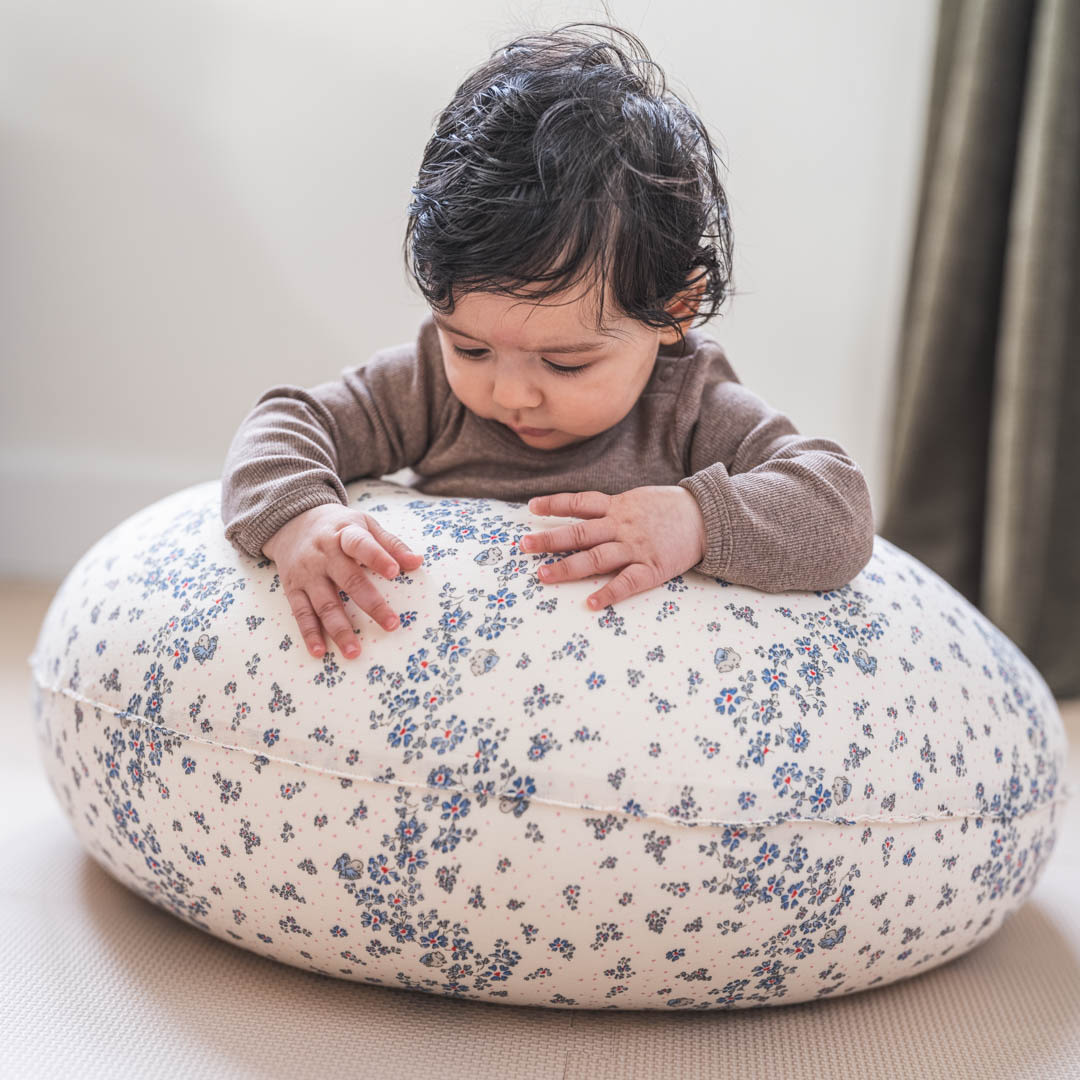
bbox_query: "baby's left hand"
[521,485,707,610]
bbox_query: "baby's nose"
[491,380,542,410]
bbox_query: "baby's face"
[432,280,685,450]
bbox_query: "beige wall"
[0,0,938,579]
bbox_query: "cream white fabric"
[25,479,1073,1012]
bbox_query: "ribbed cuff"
[677,471,734,580]
[233,486,346,559]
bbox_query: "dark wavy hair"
[402,19,735,346]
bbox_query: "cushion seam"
[29,673,1072,830]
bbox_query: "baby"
[221,21,875,662]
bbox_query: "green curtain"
[881,0,1080,697]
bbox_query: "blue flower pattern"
[27,479,1072,1010]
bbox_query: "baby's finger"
[331,552,401,634]
[523,516,616,556]
[339,524,404,579]
[586,562,654,610]
[519,531,548,553]
[362,518,425,572]
[537,541,626,586]
[528,491,611,519]
[304,583,358,656]
[281,586,329,657]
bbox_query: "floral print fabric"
[28,479,1072,1009]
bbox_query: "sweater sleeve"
[675,350,875,593]
[220,315,452,559]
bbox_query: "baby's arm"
[220,316,452,560]
[675,353,875,593]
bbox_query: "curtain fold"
[881,0,1080,697]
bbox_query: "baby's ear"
[661,273,708,338]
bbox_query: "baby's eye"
[545,361,590,376]
[450,344,589,377]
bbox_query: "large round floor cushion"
[29,477,1071,1010]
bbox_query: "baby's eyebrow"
[431,313,608,354]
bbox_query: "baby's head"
[403,20,734,449]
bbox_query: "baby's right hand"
[261,503,424,660]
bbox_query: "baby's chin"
[513,427,590,449]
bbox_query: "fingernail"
[383,616,397,630]
[345,644,359,657]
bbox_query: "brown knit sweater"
[220,314,875,591]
